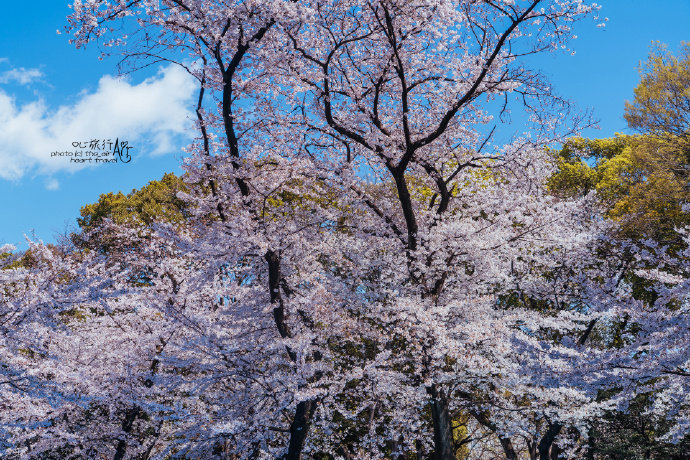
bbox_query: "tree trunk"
[114,406,141,460]
[499,437,518,460]
[284,399,317,460]
[528,438,538,460]
[266,250,317,459]
[550,443,562,460]
[538,423,562,460]
[427,384,455,460]
[416,439,425,460]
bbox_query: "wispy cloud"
[0,67,43,85]
[44,178,60,191]
[0,65,197,181]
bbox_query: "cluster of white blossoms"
[0,1,686,459]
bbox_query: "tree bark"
[427,384,455,460]
[499,437,519,460]
[528,438,538,460]
[538,423,562,460]
[550,443,562,460]
[284,399,317,460]
[113,406,141,460]
[266,250,317,459]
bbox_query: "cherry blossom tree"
[587,230,690,448]
[265,1,604,457]
[3,1,664,459]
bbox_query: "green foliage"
[551,43,690,247]
[550,135,689,247]
[451,411,471,459]
[624,42,690,156]
[2,248,46,270]
[77,173,189,232]
[72,173,191,255]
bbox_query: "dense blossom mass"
[0,1,687,459]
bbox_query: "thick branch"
[413,1,541,150]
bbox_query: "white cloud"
[44,178,60,190]
[0,65,197,181]
[0,67,43,85]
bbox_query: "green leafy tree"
[73,173,190,254]
[77,173,189,232]
[625,42,690,157]
[550,134,689,247]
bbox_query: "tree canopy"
[0,3,688,460]
[625,42,690,157]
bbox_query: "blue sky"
[0,1,689,248]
